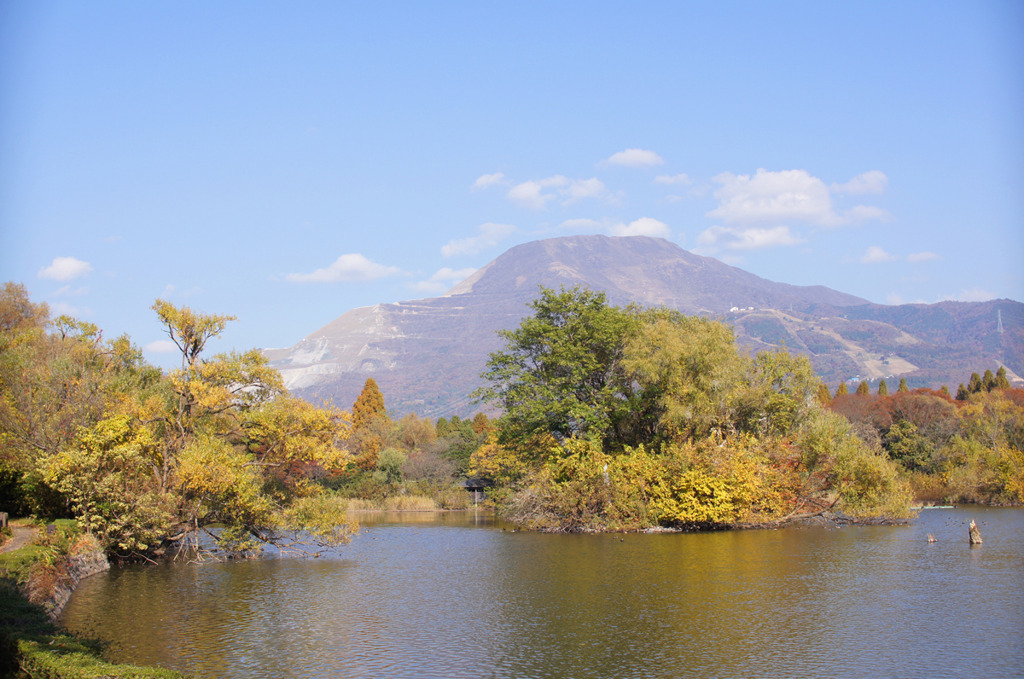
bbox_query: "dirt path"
[0,525,35,554]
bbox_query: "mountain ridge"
[265,235,1022,416]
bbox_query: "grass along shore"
[0,519,189,679]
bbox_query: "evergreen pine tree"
[877,380,889,396]
[816,382,832,405]
[982,369,996,392]
[834,383,849,398]
[967,372,983,394]
[940,385,951,398]
[897,378,909,393]
[856,380,870,395]
[995,366,1011,390]
[956,383,969,401]
[352,377,388,430]
[350,377,390,469]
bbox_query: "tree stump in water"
[968,519,983,545]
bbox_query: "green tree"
[897,378,909,393]
[834,383,849,398]
[956,383,969,401]
[994,366,1011,390]
[621,310,746,442]
[374,447,407,485]
[816,382,832,405]
[735,348,819,437]
[882,420,932,471]
[878,380,889,396]
[476,286,639,454]
[856,380,870,395]
[967,372,984,394]
[430,414,480,474]
[982,369,996,392]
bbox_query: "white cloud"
[707,168,890,230]
[908,251,940,263]
[38,256,93,281]
[611,217,671,238]
[860,246,898,263]
[145,339,179,354]
[506,176,606,210]
[654,173,692,186]
[285,254,402,283]
[561,177,606,203]
[708,169,839,226]
[697,225,805,250]
[601,148,665,168]
[507,177,564,209]
[411,267,478,294]
[473,172,508,190]
[886,292,905,305]
[844,205,892,223]
[832,170,888,195]
[946,287,996,302]
[433,267,477,282]
[441,222,516,257]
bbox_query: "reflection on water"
[61,507,1024,679]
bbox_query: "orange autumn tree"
[349,377,391,469]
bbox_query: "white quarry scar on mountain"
[263,304,407,391]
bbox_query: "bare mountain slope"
[265,235,1022,416]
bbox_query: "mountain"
[265,235,1023,417]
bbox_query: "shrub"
[831,444,914,519]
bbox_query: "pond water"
[61,507,1023,679]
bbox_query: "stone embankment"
[42,549,110,620]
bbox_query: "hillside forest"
[1,282,1022,556]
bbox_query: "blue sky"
[2,1,1022,369]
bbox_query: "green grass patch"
[0,521,190,678]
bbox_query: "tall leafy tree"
[856,380,870,396]
[1,283,159,514]
[735,348,819,436]
[349,377,390,468]
[477,286,640,454]
[151,299,282,492]
[878,380,889,396]
[622,310,746,442]
[897,378,909,393]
